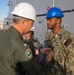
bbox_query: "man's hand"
[41,48,54,61]
[41,48,51,54]
[35,49,39,55]
[46,50,54,61]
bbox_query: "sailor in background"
[23,26,39,57]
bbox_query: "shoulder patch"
[25,49,33,59]
[64,38,73,46]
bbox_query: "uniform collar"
[49,28,65,38]
[57,28,64,36]
[8,26,23,40]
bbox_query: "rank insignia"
[64,38,72,46]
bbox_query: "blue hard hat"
[46,7,64,19]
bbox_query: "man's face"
[23,19,34,34]
[47,18,58,30]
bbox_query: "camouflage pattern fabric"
[46,28,74,75]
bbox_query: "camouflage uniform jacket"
[46,28,74,75]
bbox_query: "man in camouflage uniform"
[23,30,39,56]
[45,7,74,75]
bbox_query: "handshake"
[40,48,55,62]
[35,47,54,62]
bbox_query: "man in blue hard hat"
[43,7,74,75]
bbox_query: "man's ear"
[57,18,61,24]
[22,19,26,26]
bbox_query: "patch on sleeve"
[25,49,33,59]
[64,38,73,46]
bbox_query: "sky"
[0,0,8,20]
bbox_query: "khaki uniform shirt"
[46,28,74,75]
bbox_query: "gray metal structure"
[7,0,74,44]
